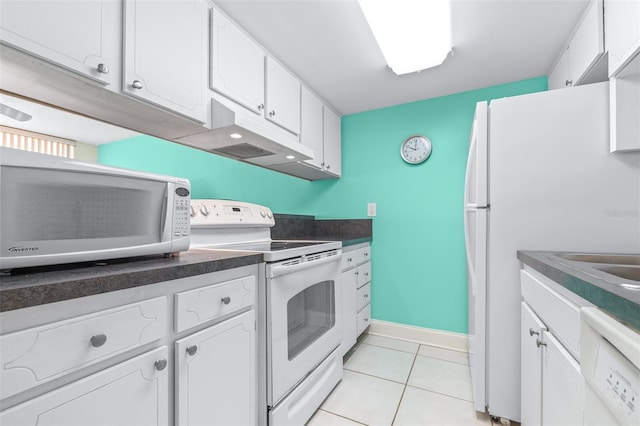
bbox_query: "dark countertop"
[0,250,264,312]
[518,250,640,330]
[0,214,373,312]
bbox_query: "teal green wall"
[99,76,547,334]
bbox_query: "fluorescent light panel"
[359,0,452,75]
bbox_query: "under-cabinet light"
[230,133,242,139]
[286,155,295,160]
[358,0,452,75]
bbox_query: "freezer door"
[464,206,487,413]
[464,101,488,208]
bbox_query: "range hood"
[174,94,314,166]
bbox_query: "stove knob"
[267,211,273,219]
[190,205,197,217]
[200,205,210,216]
[260,210,266,218]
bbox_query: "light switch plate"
[367,203,376,217]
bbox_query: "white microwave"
[0,147,191,271]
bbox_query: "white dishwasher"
[580,307,640,426]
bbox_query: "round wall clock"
[400,135,432,164]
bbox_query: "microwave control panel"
[173,186,191,237]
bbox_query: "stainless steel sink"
[553,253,640,265]
[595,265,640,282]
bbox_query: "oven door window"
[287,280,335,361]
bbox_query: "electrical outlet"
[367,203,377,217]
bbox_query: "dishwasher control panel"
[593,341,638,423]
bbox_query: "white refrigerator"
[464,81,640,422]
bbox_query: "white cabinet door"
[542,331,584,426]
[210,7,265,115]
[0,347,169,425]
[301,86,324,169]
[521,302,546,426]
[323,106,342,176]
[606,0,640,76]
[341,269,358,356]
[175,310,256,426]
[0,0,119,86]
[265,56,301,134]
[123,0,208,123]
[568,0,604,85]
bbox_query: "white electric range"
[190,199,344,426]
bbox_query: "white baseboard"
[367,319,468,353]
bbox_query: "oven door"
[267,250,342,406]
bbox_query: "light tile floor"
[307,334,495,426]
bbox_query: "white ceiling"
[215,0,590,115]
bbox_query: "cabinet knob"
[90,334,107,348]
[565,80,573,87]
[258,103,265,111]
[154,359,168,371]
[326,164,330,170]
[536,339,546,348]
[364,272,369,277]
[364,293,369,298]
[364,252,369,257]
[269,110,276,117]
[221,296,231,305]
[186,345,198,356]
[97,63,109,74]
[132,80,143,90]
[348,257,353,262]
[355,271,359,275]
[529,328,539,337]
[364,318,369,322]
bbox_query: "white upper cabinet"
[300,87,325,170]
[606,0,640,76]
[210,7,265,115]
[548,0,605,89]
[265,57,301,134]
[322,106,342,176]
[0,0,119,86]
[123,0,208,123]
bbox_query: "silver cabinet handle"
[529,328,539,337]
[269,110,276,117]
[364,318,369,322]
[536,339,546,348]
[364,272,369,277]
[326,164,331,170]
[258,103,265,111]
[348,257,353,262]
[186,345,198,356]
[364,293,369,298]
[221,296,231,305]
[132,80,143,89]
[355,271,359,275]
[90,334,107,348]
[154,359,167,371]
[364,252,369,257]
[97,63,109,74]
[565,80,573,87]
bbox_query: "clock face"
[401,135,432,164]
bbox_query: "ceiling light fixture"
[358,0,452,75]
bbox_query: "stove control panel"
[190,199,274,227]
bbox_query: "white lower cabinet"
[340,243,371,356]
[520,268,588,426]
[0,346,169,425]
[0,266,259,426]
[175,310,256,426]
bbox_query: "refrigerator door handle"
[464,132,477,206]
[464,208,476,296]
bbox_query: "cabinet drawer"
[357,283,371,312]
[175,275,256,332]
[0,346,169,425]
[521,270,581,360]
[356,304,371,336]
[356,262,371,288]
[341,251,357,270]
[355,246,371,265]
[0,296,167,400]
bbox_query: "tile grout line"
[389,348,420,426]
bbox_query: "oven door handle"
[269,253,341,278]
